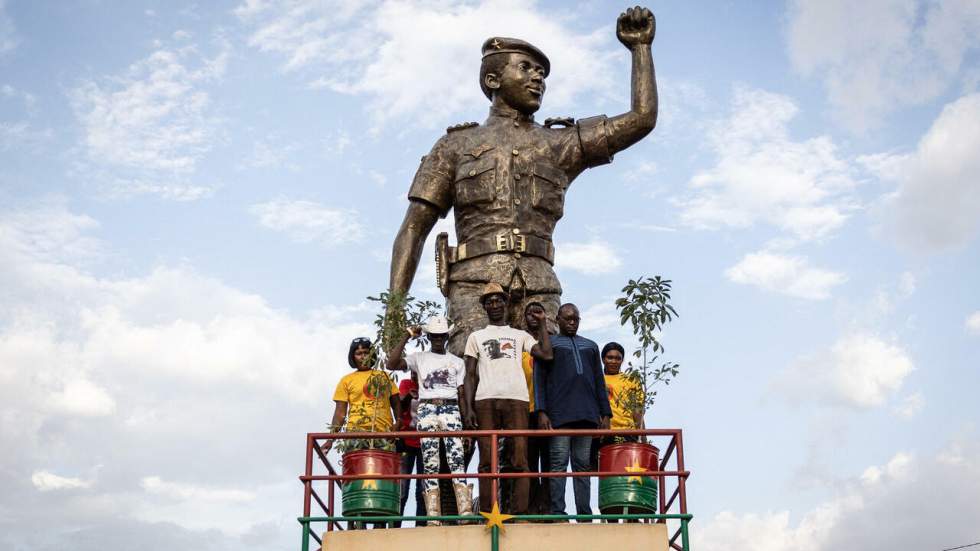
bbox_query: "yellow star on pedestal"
[624,461,646,484]
[480,503,514,531]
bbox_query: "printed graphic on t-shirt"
[481,337,517,360]
[423,368,454,390]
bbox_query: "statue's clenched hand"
[616,5,655,47]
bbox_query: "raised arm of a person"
[534,355,552,431]
[321,400,348,453]
[604,6,658,154]
[386,326,422,371]
[528,310,553,361]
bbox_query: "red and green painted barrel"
[598,442,660,514]
[341,449,401,516]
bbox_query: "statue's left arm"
[605,6,658,154]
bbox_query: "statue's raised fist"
[616,5,655,47]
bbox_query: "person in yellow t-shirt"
[601,342,645,440]
[322,337,400,453]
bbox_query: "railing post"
[675,430,687,515]
[327,481,335,532]
[659,432,668,520]
[304,435,313,517]
[681,517,690,551]
[490,432,499,510]
[300,519,310,551]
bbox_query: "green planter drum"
[598,442,660,514]
[341,449,401,517]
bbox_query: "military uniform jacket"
[409,107,612,293]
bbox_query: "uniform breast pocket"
[454,157,496,207]
[531,163,567,217]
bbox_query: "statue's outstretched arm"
[389,199,440,295]
[605,6,658,154]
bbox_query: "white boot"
[423,487,442,526]
[453,481,475,516]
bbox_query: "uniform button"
[513,228,520,234]
[514,173,521,180]
[514,253,522,259]
[469,169,476,176]
[514,198,521,205]
[512,149,519,156]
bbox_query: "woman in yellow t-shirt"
[601,342,645,442]
[322,337,400,452]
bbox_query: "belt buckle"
[513,234,526,253]
[495,234,511,251]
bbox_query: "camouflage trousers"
[417,401,465,492]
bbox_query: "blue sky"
[1,1,979,550]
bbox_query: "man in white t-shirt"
[462,282,553,514]
[387,316,474,523]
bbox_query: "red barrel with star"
[597,442,660,515]
[341,449,401,518]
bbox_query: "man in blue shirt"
[534,303,612,516]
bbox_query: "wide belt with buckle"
[456,232,555,264]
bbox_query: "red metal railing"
[300,427,690,550]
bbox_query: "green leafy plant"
[368,290,443,361]
[328,291,443,453]
[614,276,680,420]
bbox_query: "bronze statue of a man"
[390,6,658,356]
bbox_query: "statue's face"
[493,53,546,114]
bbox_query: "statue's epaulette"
[544,116,575,128]
[446,121,479,133]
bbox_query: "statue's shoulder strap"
[544,116,575,128]
[446,121,479,133]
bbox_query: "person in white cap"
[388,316,474,524]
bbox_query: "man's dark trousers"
[475,398,529,514]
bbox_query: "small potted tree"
[598,276,680,516]
[333,291,442,522]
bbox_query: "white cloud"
[966,311,980,335]
[0,200,373,548]
[577,300,620,333]
[141,476,255,502]
[874,93,980,252]
[0,0,18,55]
[777,334,914,408]
[555,239,622,276]
[249,198,365,247]
[236,0,618,129]
[31,470,93,491]
[696,442,980,551]
[892,392,924,418]
[46,378,116,417]
[725,250,846,300]
[677,87,858,241]
[787,0,980,131]
[69,38,230,200]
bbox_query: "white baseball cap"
[423,316,452,335]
